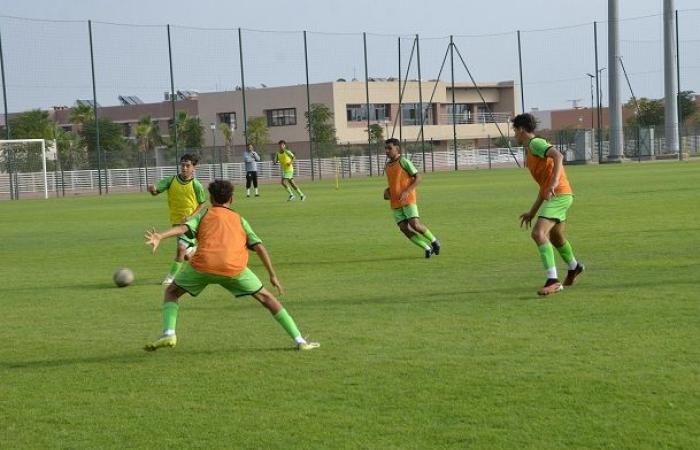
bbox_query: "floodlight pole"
[88,20,103,195]
[675,8,682,160]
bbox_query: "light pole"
[586,73,595,130]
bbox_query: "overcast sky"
[1,0,698,112]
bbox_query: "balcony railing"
[440,112,511,124]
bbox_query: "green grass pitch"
[2,162,699,449]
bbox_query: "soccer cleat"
[300,194,306,201]
[537,279,563,296]
[425,247,433,259]
[255,193,260,197]
[288,194,296,201]
[297,341,320,351]
[563,263,585,286]
[162,274,175,285]
[144,334,177,351]
[431,239,441,256]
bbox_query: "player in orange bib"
[383,138,440,258]
[512,113,585,296]
[143,179,319,351]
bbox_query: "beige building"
[54,80,518,158]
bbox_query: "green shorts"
[172,224,196,248]
[174,265,264,298]
[282,170,294,180]
[537,194,574,223]
[392,204,420,224]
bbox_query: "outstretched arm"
[251,244,284,295]
[147,185,159,196]
[145,225,188,254]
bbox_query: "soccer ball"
[113,268,134,288]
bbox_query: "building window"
[447,104,471,124]
[122,123,131,137]
[217,112,237,129]
[477,105,493,123]
[266,108,297,127]
[346,104,389,122]
[401,103,434,126]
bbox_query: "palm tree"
[218,123,234,161]
[172,111,203,153]
[69,103,94,129]
[135,115,162,185]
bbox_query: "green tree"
[367,123,384,144]
[172,111,203,151]
[305,103,337,157]
[69,103,94,127]
[54,128,86,170]
[8,109,54,140]
[305,103,337,144]
[82,118,127,168]
[626,97,664,128]
[246,116,269,155]
[136,115,162,180]
[218,123,234,161]
[679,90,697,122]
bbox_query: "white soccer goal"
[0,139,51,199]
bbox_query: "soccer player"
[274,140,305,201]
[383,138,440,258]
[147,154,207,285]
[512,113,585,296]
[243,144,261,198]
[143,179,320,352]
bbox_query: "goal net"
[0,139,52,200]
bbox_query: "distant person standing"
[243,144,261,198]
[274,140,305,201]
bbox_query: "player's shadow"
[1,347,294,370]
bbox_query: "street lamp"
[585,73,595,130]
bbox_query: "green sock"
[422,228,435,242]
[556,241,578,269]
[284,185,293,195]
[295,187,304,196]
[537,243,557,278]
[409,233,430,249]
[162,301,179,334]
[169,261,183,277]
[274,308,302,340]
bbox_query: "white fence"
[0,148,525,198]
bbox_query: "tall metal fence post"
[88,20,103,195]
[517,30,525,112]
[303,31,315,180]
[166,24,178,171]
[398,37,403,143]
[0,27,15,199]
[675,9,683,160]
[363,32,372,176]
[415,34,426,169]
[594,21,602,163]
[450,35,458,170]
[238,28,249,146]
